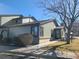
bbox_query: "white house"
[0,15,39,45]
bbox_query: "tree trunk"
[66,29,71,44]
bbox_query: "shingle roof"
[6,22,39,28]
[39,19,59,26]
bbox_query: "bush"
[13,37,25,47]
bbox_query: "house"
[0,15,61,46]
[72,20,79,36]
[0,15,39,45]
[61,20,79,36]
[39,19,58,40]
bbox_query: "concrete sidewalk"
[10,41,58,53]
[39,39,50,44]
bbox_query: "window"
[40,27,44,36]
[16,19,21,24]
[55,29,61,39]
[32,26,38,36]
[34,26,38,36]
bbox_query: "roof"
[54,26,64,29]
[39,19,59,26]
[0,22,39,28]
[1,15,39,26]
[7,22,39,27]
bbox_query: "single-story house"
[0,15,39,45]
[39,19,58,40]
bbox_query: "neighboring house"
[72,20,79,36]
[61,20,79,36]
[39,19,58,39]
[0,15,39,45]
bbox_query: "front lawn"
[56,38,79,52]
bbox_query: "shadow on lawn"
[40,43,72,59]
[65,48,79,59]
[4,43,71,59]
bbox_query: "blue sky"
[0,0,58,20]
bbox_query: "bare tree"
[40,0,79,44]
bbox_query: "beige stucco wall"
[1,16,20,25]
[9,26,31,38]
[40,22,56,39]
